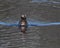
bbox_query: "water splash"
[28,21,60,27]
[0,19,60,27]
[0,21,19,26]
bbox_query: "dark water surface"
[0,0,60,48]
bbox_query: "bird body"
[19,15,27,33]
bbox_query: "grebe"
[19,15,27,33]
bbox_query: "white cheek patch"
[21,27,25,30]
[21,22,25,25]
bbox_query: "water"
[0,0,60,48]
[32,0,48,2]
[32,0,60,3]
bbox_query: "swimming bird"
[19,15,27,33]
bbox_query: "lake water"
[0,0,60,48]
